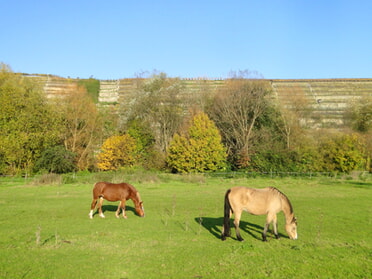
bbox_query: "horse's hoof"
[123,216,128,219]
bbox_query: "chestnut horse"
[221,187,297,241]
[89,182,145,219]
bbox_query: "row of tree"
[0,64,371,175]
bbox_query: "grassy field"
[0,172,371,278]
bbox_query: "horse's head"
[135,201,145,217]
[285,216,297,240]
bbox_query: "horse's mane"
[136,191,142,202]
[125,183,142,202]
[269,187,293,214]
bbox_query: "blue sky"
[1,0,371,79]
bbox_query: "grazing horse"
[221,187,297,241]
[89,182,145,219]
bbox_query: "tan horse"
[89,182,145,219]
[221,187,297,241]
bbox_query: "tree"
[124,73,186,154]
[96,134,137,171]
[126,119,164,169]
[346,95,372,133]
[53,83,103,170]
[0,64,62,174]
[167,112,227,173]
[344,96,372,172]
[274,85,312,150]
[209,78,272,168]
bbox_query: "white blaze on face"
[294,232,298,240]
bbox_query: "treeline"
[1,64,371,175]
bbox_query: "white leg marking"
[122,210,127,219]
[89,210,94,219]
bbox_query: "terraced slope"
[43,76,79,97]
[98,80,119,103]
[272,79,372,128]
[23,74,372,129]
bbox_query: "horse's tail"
[221,189,232,241]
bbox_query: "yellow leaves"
[167,112,227,173]
[96,134,137,171]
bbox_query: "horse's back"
[93,182,133,201]
[228,186,281,215]
[92,181,107,196]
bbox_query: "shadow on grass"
[345,181,371,189]
[92,204,137,217]
[194,217,287,241]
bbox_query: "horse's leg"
[272,214,279,239]
[262,213,275,241]
[115,201,122,218]
[98,197,105,218]
[121,200,127,219]
[115,201,127,219]
[233,210,244,241]
[89,198,98,219]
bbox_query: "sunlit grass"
[0,174,371,278]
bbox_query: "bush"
[167,112,227,173]
[318,134,366,173]
[248,150,300,172]
[96,134,138,171]
[34,146,77,174]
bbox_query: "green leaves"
[318,134,366,173]
[34,146,77,174]
[0,66,62,174]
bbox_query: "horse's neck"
[131,191,140,206]
[281,198,294,224]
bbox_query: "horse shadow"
[194,217,287,240]
[92,205,137,217]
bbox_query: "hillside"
[25,74,372,129]
[272,79,372,128]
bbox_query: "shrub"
[318,134,366,173]
[249,150,300,172]
[167,112,227,173]
[96,134,137,171]
[34,146,77,174]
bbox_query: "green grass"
[0,174,371,278]
[77,78,100,103]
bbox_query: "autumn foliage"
[167,112,227,173]
[96,134,137,171]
